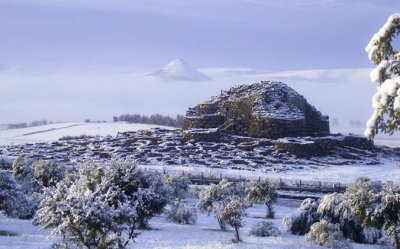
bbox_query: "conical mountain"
[147,58,211,81]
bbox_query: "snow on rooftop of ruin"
[208,81,318,120]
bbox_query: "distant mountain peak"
[147,58,211,82]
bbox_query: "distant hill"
[147,58,211,81]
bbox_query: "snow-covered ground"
[0,200,379,249]
[0,122,176,145]
[0,121,399,248]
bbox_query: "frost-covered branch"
[365,13,400,139]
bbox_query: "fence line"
[153,167,350,195]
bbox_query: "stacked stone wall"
[196,103,219,116]
[183,115,225,130]
[305,104,330,136]
[248,115,307,139]
[183,129,220,142]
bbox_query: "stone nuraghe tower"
[183,81,329,139]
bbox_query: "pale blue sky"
[0,0,397,72]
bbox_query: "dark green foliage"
[7,123,27,129]
[118,113,184,128]
[59,134,94,141]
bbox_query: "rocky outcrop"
[183,81,329,139]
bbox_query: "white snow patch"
[147,58,211,82]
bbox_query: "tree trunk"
[395,233,400,249]
[266,203,273,218]
[217,216,226,230]
[235,226,240,242]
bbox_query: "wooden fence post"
[299,180,302,192]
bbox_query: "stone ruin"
[183,81,330,140]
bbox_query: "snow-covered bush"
[164,174,191,202]
[347,178,400,248]
[0,172,21,217]
[166,200,197,224]
[284,198,320,235]
[317,192,381,244]
[246,179,277,218]
[377,236,396,249]
[306,220,353,249]
[188,185,202,199]
[250,221,281,237]
[10,156,67,219]
[135,168,169,228]
[284,186,382,245]
[31,159,66,188]
[35,156,168,249]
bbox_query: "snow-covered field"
[0,199,379,249]
[0,122,176,145]
[0,122,399,248]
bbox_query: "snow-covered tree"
[365,13,400,139]
[246,179,277,218]
[197,179,246,229]
[219,198,247,242]
[164,174,191,202]
[35,156,168,249]
[12,156,36,191]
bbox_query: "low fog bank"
[0,67,378,138]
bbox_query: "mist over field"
[0,0,397,137]
[0,66,376,136]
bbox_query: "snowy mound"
[147,58,211,82]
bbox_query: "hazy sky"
[0,1,399,128]
[0,0,397,71]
